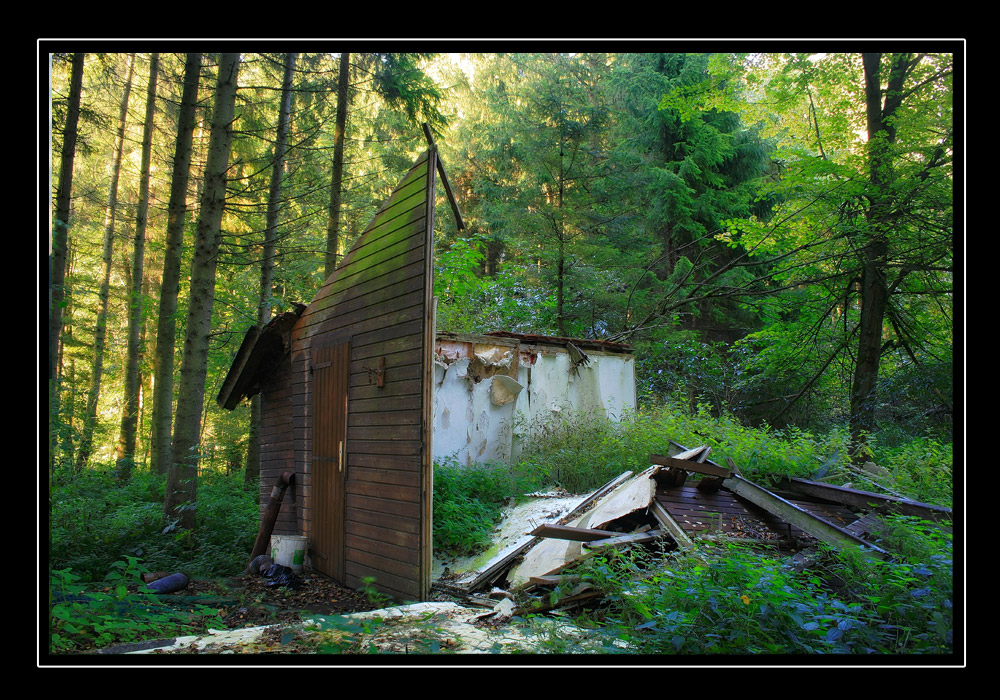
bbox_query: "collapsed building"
[218,138,951,607]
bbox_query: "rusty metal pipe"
[248,471,296,565]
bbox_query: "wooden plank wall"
[285,149,435,601]
[258,352,299,534]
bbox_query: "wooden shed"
[219,145,460,601]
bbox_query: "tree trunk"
[325,52,350,278]
[247,52,296,486]
[849,53,909,458]
[164,53,240,530]
[116,53,159,481]
[150,53,202,476]
[75,54,135,471]
[50,52,84,471]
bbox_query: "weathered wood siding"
[287,149,436,601]
[258,353,299,534]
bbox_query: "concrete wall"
[432,333,636,465]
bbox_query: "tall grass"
[509,402,952,504]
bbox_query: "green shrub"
[568,543,887,654]
[49,465,259,580]
[820,515,954,653]
[433,459,532,557]
[48,556,220,654]
[873,437,953,507]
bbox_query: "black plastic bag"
[261,563,302,589]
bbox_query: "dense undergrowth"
[47,466,259,654]
[47,402,955,656]
[519,520,953,655]
[433,402,956,656]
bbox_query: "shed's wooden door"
[311,341,350,582]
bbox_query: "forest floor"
[103,494,591,656]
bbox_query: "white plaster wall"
[432,340,635,466]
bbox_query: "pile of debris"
[433,441,952,619]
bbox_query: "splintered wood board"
[507,472,656,586]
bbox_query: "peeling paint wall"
[432,334,636,466]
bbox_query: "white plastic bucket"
[269,535,308,573]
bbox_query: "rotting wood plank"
[651,454,732,478]
[528,574,582,586]
[670,445,708,461]
[655,486,790,539]
[513,589,603,616]
[459,472,633,594]
[507,469,658,587]
[529,523,620,542]
[650,501,695,550]
[583,529,666,549]
[721,475,888,558]
[779,477,953,522]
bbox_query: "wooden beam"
[583,529,665,549]
[528,574,582,586]
[529,523,619,542]
[669,445,708,461]
[780,477,952,522]
[564,470,633,518]
[650,501,695,550]
[651,454,732,478]
[722,475,888,559]
[461,472,635,593]
[422,124,465,231]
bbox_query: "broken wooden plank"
[460,471,633,593]
[528,574,582,586]
[583,529,665,550]
[726,456,742,477]
[530,523,619,542]
[669,445,708,461]
[651,454,732,478]
[507,469,658,587]
[650,501,695,550]
[514,587,602,615]
[562,470,634,519]
[721,474,888,559]
[779,477,953,523]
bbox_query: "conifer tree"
[165,53,240,530]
